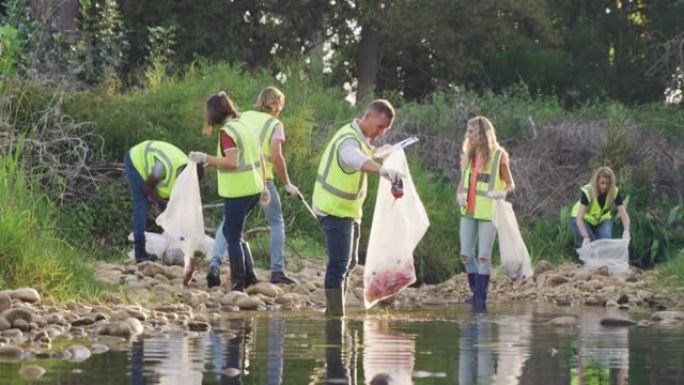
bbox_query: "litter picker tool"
[296,190,318,220]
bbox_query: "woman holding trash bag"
[570,166,630,248]
[207,86,299,288]
[188,91,269,292]
[456,116,516,309]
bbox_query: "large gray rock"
[125,318,144,336]
[220,292,248,306]
[600,317,638,327]
[66,344,92,362]
[0,345,23,359]
[534,260,554,275]
[19,365,46,379]
[246,282,283,298]
[236,296,265,310]
[11,288,41,303]
[99,321,134,338]
[0,316,10,331]
[547,316,578,327]
[651,311,684,324]
[0,293,12,312]
[2,307,33,324]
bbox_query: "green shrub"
[0,153,103,300]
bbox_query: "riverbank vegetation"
[1,0,682,289]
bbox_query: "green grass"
[658,249,684,288]
[0,152,104,301]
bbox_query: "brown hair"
[366,99,395,121]
[206,91,239,127]
[254,86,285,113]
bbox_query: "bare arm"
[617,205,630,233]
[142,175,165,204]
[501,161,516,193]
[576,204,590,240]
[205,151,237,170]
[271,140,292,185]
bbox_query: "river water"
[1,305,683,384]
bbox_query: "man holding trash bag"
[124,140,204,263]
[312,99,403,317]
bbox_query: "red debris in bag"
[365,259,415,304]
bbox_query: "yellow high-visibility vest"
[216,121,264,198]
[130,140,188,198]
[312,124,371,219]
[240,110,282,180]
[458,148,506,220]
[571,184,618,225]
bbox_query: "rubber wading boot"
[472,274,490,312]
[206,264,221,288]
[325,288,345,317]
[464,273,477,304]
[229,255,246,292]
[134,239,157,263]
[242,241,259,288]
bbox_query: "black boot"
[270,271,297,285]
[464,273,477,304]
[473,274,490,312]
[134,239,157,263]
[229,255,246,292]
[206,264,221,288]
[242,241,259,288]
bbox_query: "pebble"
[600,317,638,327]
[19,365,46,379]
[11,288,41,303]
[0,293,12,312]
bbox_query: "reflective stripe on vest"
[130,140,187,198]
[312,124,371,219]
[240,110,280,180]
[216,121,264,198]
[458,148,505,220]
[571,184,617,226]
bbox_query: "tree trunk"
[29,0,78,31]
[356,24,380,105]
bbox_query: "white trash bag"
[127,232,169,261]
[127,232,215,266]
[577,238,630,275]
[155,160,206,277]
[491,200,533,279]
[364,149,430,309]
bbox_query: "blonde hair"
[254,86,285,113]
[462,116,502,166]
[589,166,618,205]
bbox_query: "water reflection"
[573,311,629,385]
[457,311,532,385]
[363,319,415,385]
[3,307,684,385]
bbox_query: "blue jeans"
[319,215,360,289]
[124,151,165,244]
[211,181,285,272]
[570,217,613,247]
[459,216,497,275]
[223,194,260,266]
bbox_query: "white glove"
[581,237,591,249]
[189,151,208,164]
[622,230,630,240]
[486,191,507,200]
[259,189,271,207]
[284,183,299,197]
[379,166,404,182]
[456,192,467,206]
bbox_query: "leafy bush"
[0,152,103,300]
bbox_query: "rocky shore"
[1,258,683,377]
